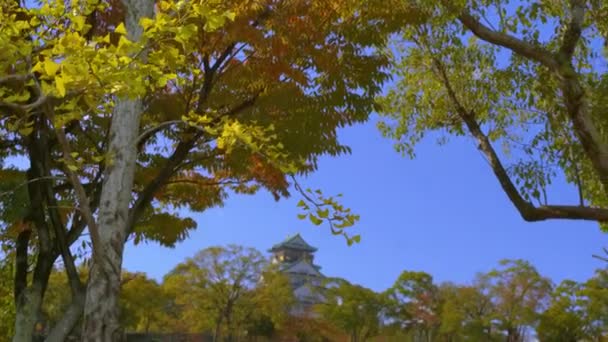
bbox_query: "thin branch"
[53,124,104,265]
[165,178,243,187]
[0,94,49,115]
[135,120,183,146]
[592,247,608,263]
[126,136,199,238]
[291,175,341,235]
[0,176,68,198]
[136,89,259,148]
[42,172,83,297]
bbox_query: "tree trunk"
[12,231,35,342]
[13,131,56,342]
[80,97,142,340]
[45,290,85,342]
[13,289,42,342]
[80,1,153,340]
[214,315,224,342]
[13,253,54,342]
[80,97,143,340]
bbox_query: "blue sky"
[123,115,607,291]
[16,0,608,292]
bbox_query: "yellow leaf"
[115,23,127,35]
[44,60,60,76]
[29,16,40,27]
[31,61,44,74]
[158,1,171,11]
[67,164,79,172]
[18,126,33,136]
[73,15,86,31]
[55,76,66,97]
[140,17,155,30]
[91,155,104,163]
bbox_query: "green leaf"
[18,126,33,136]
[317,208,329,219]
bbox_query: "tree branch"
[0,92,49,115]
[66,170,103,245]
[126,136,199,238]
[53,125,104,265]
[427,43,608,223]
[135,120,183,146]
[457,11,559,71]
[0,176,68,199]
[457,3,608,193]
[44,289,85,342]
[14,229,31,302]
[559,0,585,58]
[0,73,31,86]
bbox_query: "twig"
[0,176,68,198]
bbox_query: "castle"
[268,234,325,315]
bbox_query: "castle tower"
[269,234,325,315]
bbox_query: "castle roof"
[269,233,317,253]
[281,258,323,278]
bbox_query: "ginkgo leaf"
[55,76,66,97]
[44,60,60,76]
[309,213,323,226]
[72,15,86,31]
[115,23,127,35]
[18,126,33,136]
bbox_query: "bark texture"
[81,1,154,341]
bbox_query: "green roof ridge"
[269,233,317,252]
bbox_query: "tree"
[246,265,295,337]
[481,260,552,342]
[316,279,388,342]
[0,254,15,341]
[119,272,171,334]
[379,0,608,226]
[580,268,608,340]
[438,282,498,341]
[537,280,590,342]
[163,245,276,342]
[1,0,392,340]
[385,271,441,342]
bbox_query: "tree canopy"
[1,0,607,340]
[0,0,394,339]
[379,0,608,226]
